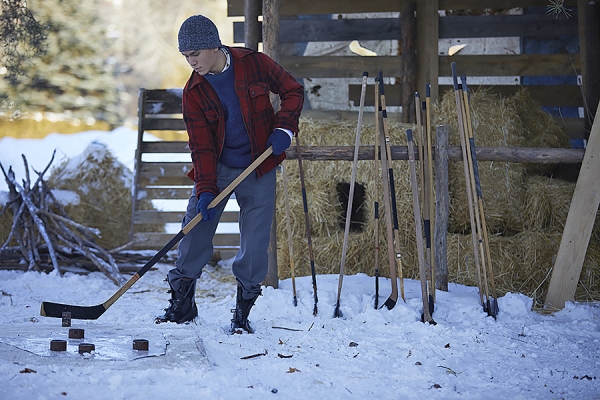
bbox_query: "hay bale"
[276,117,420,279]
[509,89,570,175]
[523,175,575,233]
[433,88,527,234]
[48,142,162,249]
[447,231,600,308]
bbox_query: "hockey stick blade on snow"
[40,147,274,320]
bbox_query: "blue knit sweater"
[204,55,252,168]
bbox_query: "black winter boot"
[229,285,259,334]
[156,277,198,324]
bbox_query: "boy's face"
[181,48,222,75]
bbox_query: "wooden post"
[400,1,417,123]
[434,124,449,292]
[262,0,281,288]
[244,0,261,50]
[545,102,600,310]
[416,0,439,103]
[578,0,600,137]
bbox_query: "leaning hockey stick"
[40,147,275,320]
[406,129,435,325]
[335,71,368,318]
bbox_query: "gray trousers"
[167,163,276,300]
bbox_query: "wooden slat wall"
[232,15,578,43]
[129,89,241,250]
[228,0,583,131]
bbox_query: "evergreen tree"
[0,0,47,86]
[0,0,122,125]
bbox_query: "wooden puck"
[50,339,67,352]
[78,343,95,354]
[132,339,149,351]
[68,328,84,339]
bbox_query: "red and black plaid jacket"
[182,46,304,196]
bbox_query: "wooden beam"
[284,145,584,163]
[439,54,581,77]
[401,1,417,123]
[262,0,281,288]
[439,13,578,38]
[434,125,449,292]
[233,14,578,43]
[278,54,581,79]
[140,141,189,153]
[350,84,585,108]
[228,0,577,16]
[545,102,600,310]
[280,56,402,78]
[244,0,261,50]
[417,0,439,102]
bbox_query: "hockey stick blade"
[381,295,397,310]
[40,302,108,320]
[333,299,343,318]
[40,231,184,319]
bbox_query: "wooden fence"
[129,89,240,251]
[228,0,597,137]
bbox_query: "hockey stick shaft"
[282,160,298,306]
[461,75,499,317]
[374,77,381,309]
[335,71,368,318]
[406,129,434,323]
[377,71,400,309]
[40,147,274,319]
[451,62,485,309]
[295,135,319,316]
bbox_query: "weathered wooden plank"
[142,118,186,131]
[140,162,193,178]
[284,145,585,163]
[439,13,578,38]
[139,176,193,187]
[233,18,400,43]
[439,54,581,77]
[142,89,183,114]
[434,125,449,291]
[280,54,581,79]
[138,187,192,200]
[417,0,440,106]
[233,14,577,43]
[227,0,576,16]
[280,56,402,78]
[140,141,189,153]
[545,103,600,310]
[132,232,240,250]
[134,211,185,224]
[133,210,240,224]
[350,84,584,108]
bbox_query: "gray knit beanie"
[178,15,222,52]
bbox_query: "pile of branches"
[0,153,126,286]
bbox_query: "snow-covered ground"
[1,129,600,399]
[1,261,600,400]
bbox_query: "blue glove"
[267,128,292,156]
[196,192,217,222]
